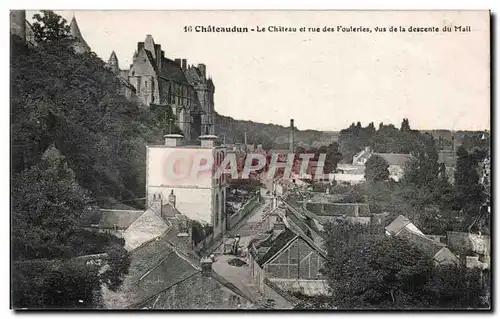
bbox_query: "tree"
[322,221,433,309]
[403,133,440,189]
[31,10,72,43]
[321,220,488,309]
[365,154,389,182]
[12,145,90,260]
[11,10,159,206]
[454,145,484,214]
[400,118,411,131]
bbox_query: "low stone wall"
[228,191,261,229]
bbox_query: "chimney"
[150,193,163,215]
[175,215,192,246]
[168,189,176,207]
[155,44,162,72]
[164,134,184,147]
[161,50,165,59]
[199,134,218,148]
[200,257,213,276]
[174,58,181,66]
[182,59,187,70]
[197,63,206,78]
[137,42,145,53]
[289,119,295,153]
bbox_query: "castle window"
[145,80,148,91]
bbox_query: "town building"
[352,147,412,182]
[69,15,91,53]
[10,10,37,47]
[247,202,328,298]
[109,34,215,140]
[145,134,227,240]
[385,215,460,266]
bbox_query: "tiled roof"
[161,203,181,218]
[397,227,445,257]
[69,16,90,53]
[385,215,411,235]
[255,228,297,266]
[433,247,460,266]
[123,209,171,251]
[373,153,412,167]
[103,239,200,309]
[98,209,145,229]
[185,66,206,84]
[137,270,254,309]
[160,58,190,84]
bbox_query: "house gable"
[265,237,326,280]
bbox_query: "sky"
[27,10,490,131]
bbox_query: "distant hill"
[214,112,337,149]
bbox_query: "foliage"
[12,260,102,309]
[365,154,389,182]
[11,11,136,308]
[12,145,90,260]
[101,244,131,291]
[214,112,332,150]
[338,119,421,163]
[321,221,487,309]
[453,145,484,214]
[31,10,72,43]
[11,11,167,207]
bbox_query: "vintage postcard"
[10,10,491,310]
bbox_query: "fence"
[228,191,261,229]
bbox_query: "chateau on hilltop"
[107,35,216,141]
[10,11,216,141]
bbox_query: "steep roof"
[433,247,460,266]
[185,66,206,84]
[385,215,411,235]
[98,209,145,229]
[102,239,200,309]
[108,50,118,64]
[137,269,253,309]
[123,208,171,251]
[69,16,90,53]
[159,58,190,84]
[398,227,445,257]
[373,153,412,167]
[255,228,298,266]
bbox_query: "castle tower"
[10,10,26,40]
[132,50,138,63]
[108,51,120,75]
[70,15,90,53]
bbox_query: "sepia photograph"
[9,9,491,310]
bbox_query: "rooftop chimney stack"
[168,189,176,207]
[174,58,181,66]
[199,134,218,148]
[289,119,295,153]
[182,59,187,70]
[155,44,162,71]
[164,134,184,147]
[197,63,206,78]
[137,42,145,52]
